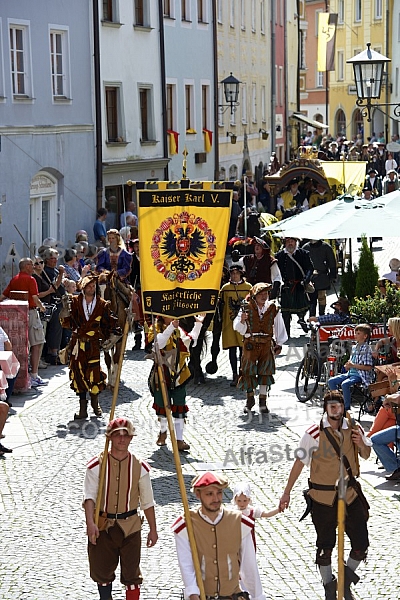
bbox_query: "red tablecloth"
[0,301,29,391]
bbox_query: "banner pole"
[152,314,206,600]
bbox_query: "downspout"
[158,0,169,180]
[93,0,103,210]
[385,1,390,142]
[212,0,220,181]
[271,0,276,156]
[296,0,301,153]
[284,0,289,161]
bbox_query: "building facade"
[0,0,95,285]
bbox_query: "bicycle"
[295,322,326,402]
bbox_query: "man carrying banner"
[233,282,287,413]
[147,314,204,451]
[279,391,371,600]
[172,471,266,600]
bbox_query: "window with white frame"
[49,28,70,99]
[185,83,195,131]
[251,0,256,31]
[355,0,362,23]
[182,0,191,21]
[197,0,207,23]
[338,0,345,23]
[375,0,382,19]
[103,0,119,22]
[229,164,238,181]
[163,0,173,18]
[261,85,266,122]
[316,68,324,88]
[218,84,224,126]
[217,0,222,23]
[135,0,150,26]
[316,10,322,36]
[252,83,256,123]
[230,0,235,27]
[241,84,247,124]
[279,66,283,106]
[105,85,124,142]
[241,0,245,30]
[9,23,32,97]
[139,85,155,142]
[275,65,278,105]
[260,0,265,34]
[337,50,344,81]
[166,82,177,131]
[29,173,57,252]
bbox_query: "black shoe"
[0,443,13,453]
[298,319,309,333]
[385,467,400,480]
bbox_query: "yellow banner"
[321,161,367,196]
[138,188,232,318]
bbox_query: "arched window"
[219,166,226,181]
[29,171,57,254]
[229,164,238,181]
[352,108,364,139]
[335,109,346,137]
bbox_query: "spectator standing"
[43,248,66,365]
[120,201,138,229]
[301,239,337,317]
[0,258,47,388]
[93,207,108,247]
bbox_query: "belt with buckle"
[100,508,137,520]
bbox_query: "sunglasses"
[34,261,44,265]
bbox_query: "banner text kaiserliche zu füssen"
[138,188,232,318]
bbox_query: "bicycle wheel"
[295,351,321,402]
[317,362,330,397]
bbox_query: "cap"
[252,236,269,250]
[367,168,377,175]
[105,417,135,437]
[229,263,244,273]
[250,282,272,297]
[191,472,229,491]
[78,273,99,290]
[232,482,252,499]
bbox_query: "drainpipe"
[284,0,289,161]
[93,0,103,210]
[271,0,276,157]
[158,0,169,180]
[212,0,219,181]
[385,1,389,142]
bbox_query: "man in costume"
[279,391,371,600]
[308,183,333,209]
[172,471,266,600]
[242,237,282,297]
[83,417,158,600]
[60,274,120,420]
[147,314,204,451]
[233,282,287,413]
[219,264,252,386]
[275,236,313,337]
[301,239,337,317]
[96,229,132,281]
[275,178,308,220]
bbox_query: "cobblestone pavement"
[1,238,400,600]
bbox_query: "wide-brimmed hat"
[250,282,272,297]
[78,273,99,290]
[252,236,269,249]
[191,472,229,491]
[105,417,135,437]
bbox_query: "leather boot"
[97,583,112,600]
[259,394,269,414]
[244,393,255,413]
[132,333,142,351]
[74,393,88,420]
[156,431,167,446]
[323,577,337,600]
[126,585,140,600]
[344,566,360,600]
[90,393,102,417]
[177,440,190,451]
[319,303,326,316]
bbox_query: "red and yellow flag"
[318,13,338,72]
[167,130,179,155]
[203,129,213,153]
[138,188,232,318]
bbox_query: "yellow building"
[329,0,391,141]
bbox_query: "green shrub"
[354,235,379,298]
[352,282,400,323]
[340,260,358,303]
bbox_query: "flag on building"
[167,130,179,155]
[318,13,338,72]
[138,187,232,318]
[203,129,213,153]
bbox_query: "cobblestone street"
[1,239,400,599]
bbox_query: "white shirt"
[233,301,288,347]
[0,327,10,351]
[157,320,202,350]
[172,507,266,600]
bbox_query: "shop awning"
[291,112,329,129]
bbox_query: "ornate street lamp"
[347,44,395,122]
[219,73,241,114]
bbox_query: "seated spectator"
[0,401,13,455]
[367,395,396,447]
[327,324,374,410]
[373,316,400,367]
[381,258,400,283]
[308,297,351,325]
[371,367,400,480]
[0,325,19,407]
